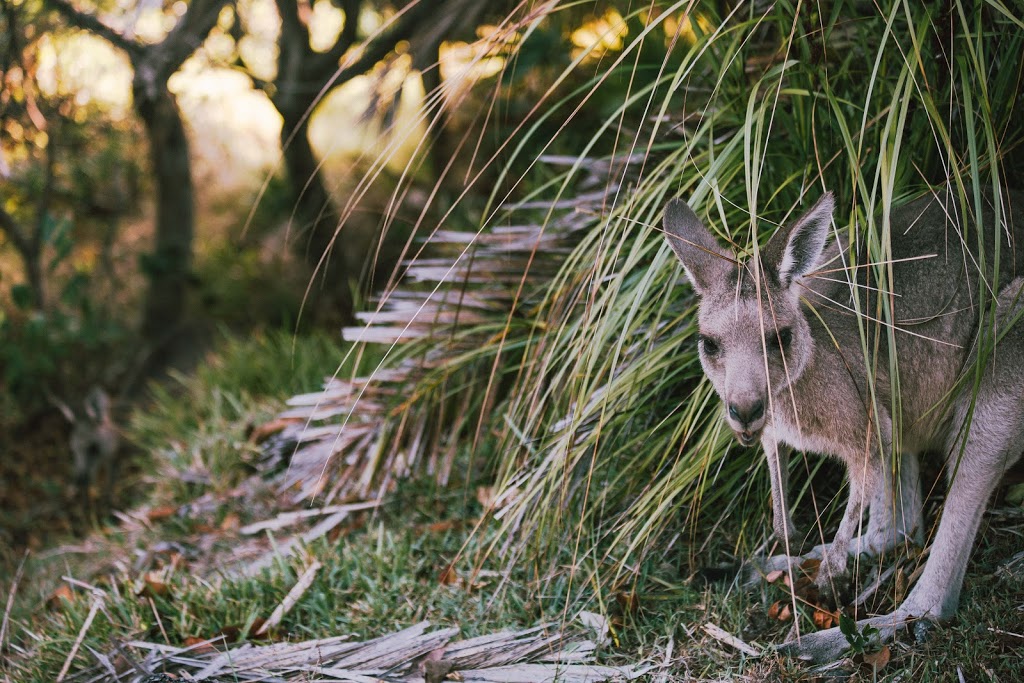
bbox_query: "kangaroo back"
[816,190,1024,448]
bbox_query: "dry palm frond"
[261,155,633,505]
[65,620,639,682]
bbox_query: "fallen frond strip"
[259,160,616,505]
[65,620,640,682]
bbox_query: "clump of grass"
[5,502,538,681]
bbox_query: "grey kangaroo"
[54,386,121,510]
[663,188,1024,661]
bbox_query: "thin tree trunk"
[48,0,227,353]
[0,206,44,309]
[138,84,194,341]
[280,110,354,324]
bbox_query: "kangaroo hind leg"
[786,279,1024,663]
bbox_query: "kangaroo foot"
[778,609,918,662]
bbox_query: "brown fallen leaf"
[765,569,786,584]
[438,565,459,585]
[859,645,891,671]
[799,557,821,577]
[248,617,270,639]
[248,418,300,443]
[47,584,75,610]
[183,636,219,654]
[147,505,178,521]
[214,625,242,643]
[764,600,794,622]
[220,512,241,532]
[137,573,170,599]
[812,608,838,630]
[426,520,462,533]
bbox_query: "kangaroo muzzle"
[726,398,766,445]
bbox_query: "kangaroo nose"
[728,400,764,426]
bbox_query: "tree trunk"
[137,83,194,343]
[279,110,354,324]
[271,0,356,324]
[47,0,228,355]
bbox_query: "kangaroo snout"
[726,399,765,444]
[728,400,764,425]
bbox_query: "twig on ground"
[256,559,323,636]
[701,623,760,657]
[56,593,103,682]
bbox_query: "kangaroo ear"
[663,198,732,295]
[771,192,834,288]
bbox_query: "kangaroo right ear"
[771,192,835,288]
[663,198,733,295]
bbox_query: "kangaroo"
[54,386,121,512]
[662,188,1024,661]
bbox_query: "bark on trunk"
[272,0,360,324]
[137,85,194,341]
[279,112,355,324]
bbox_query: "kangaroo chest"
[766,360,880,463]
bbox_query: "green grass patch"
[128,328,363,501]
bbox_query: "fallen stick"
[57,593,103,682]
[256,560,323,636]
[701,623,760,657]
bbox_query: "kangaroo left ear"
[769,192,834,288]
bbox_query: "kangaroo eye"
[769,327,793,353]
[699,334,721,357]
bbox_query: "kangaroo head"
[62,387,117,486]
[663,193,835,445]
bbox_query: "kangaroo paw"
[812,546,853,605]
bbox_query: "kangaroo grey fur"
[55,386,120,508]
[662,188,1024,661]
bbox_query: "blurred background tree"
[0,0,521,542]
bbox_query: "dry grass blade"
[254,560,322,637]
[57,594,103,682]
[1,550,28,653]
